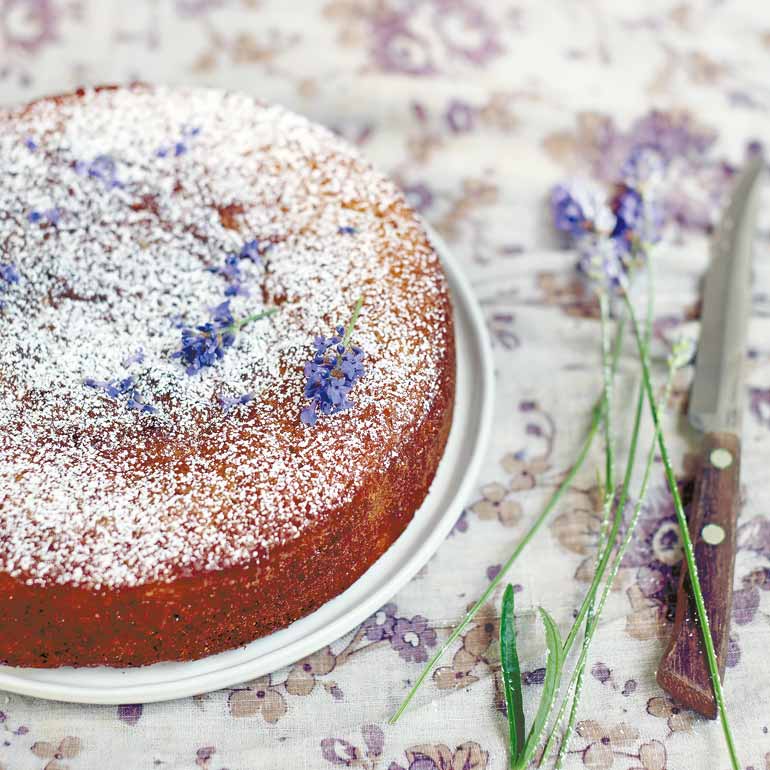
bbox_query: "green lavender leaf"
[514,608,563,770]
[500,585,526,765]
[228,306,279,333]
[342,295,364,347]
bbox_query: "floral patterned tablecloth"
[2,1,770,769]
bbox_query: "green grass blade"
[515,608,564,770]
[501,585,526,765]
[542,269,656,769]
[555,654,587,770]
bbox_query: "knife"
[657,157,763,718]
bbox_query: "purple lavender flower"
[156,124,201,158]
[125,395,155,413]
[620,146,666,189]
[390,615,437,663]
[121,348,145,368]
[611,183,663,251]
[611,184,643,243]
[576,233,628,290]
[210,300,235,329]
[173,322,234,376]
[219,392,254,412]
[24,137,37,151]
[553,166,665,291]
[171,300,235,376]
[239,239,262,265]
[76,154,122,189]
[84,376,156,414]
[209,253,241,279]
[89,155,118,183]
[300,299,366,426]
[172,301,275,375]
[300,336,366,425]
[209,253,247,297]
[339,346,365,382]
[208,241,266,297]
[551,181,614,237]
[338,226,357,235]
[746,139,764,159]
[224,282,250,298]
[0,264,20,285]
[28,207,60,226]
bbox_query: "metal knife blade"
[689,156,763,435]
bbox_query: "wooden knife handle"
[657,432,740,719]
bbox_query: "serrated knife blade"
[688,156,763,434]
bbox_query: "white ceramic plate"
[0,227,494,704]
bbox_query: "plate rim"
[0,225,494,704]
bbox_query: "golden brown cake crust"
[0,86,455,667]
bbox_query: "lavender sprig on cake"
[84,375,157,414]
[301,297,366,426]
[172,300,277,375]
[207,239,268,297]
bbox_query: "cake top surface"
[0,85,451,590]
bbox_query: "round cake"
[0,85,455,667]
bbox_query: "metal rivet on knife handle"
[702,523,726,546]
[710,448,733,469]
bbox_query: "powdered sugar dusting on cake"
[0,86,451,589]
